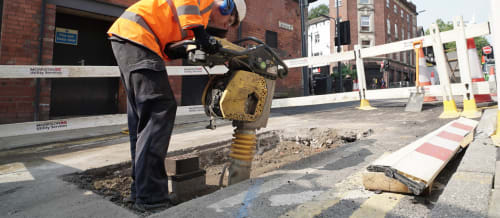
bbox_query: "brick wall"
[0,0,302,124]
[233,0,303,97]
[0,1,55,124]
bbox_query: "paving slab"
[476,109,497,139]
[457,138,496,175]
[496,161,500,189]
[489,189,500,218]
[430,172,493,218]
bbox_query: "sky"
[308,0,492,32]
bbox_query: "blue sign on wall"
[55,27,78,46]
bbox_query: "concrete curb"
[430,111,496,218]
[430,172,493,218]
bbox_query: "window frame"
[360,15,370,32]
[335,0,343,7]
[265,30,278,49]
[394,23,398,39]
[387,19,391,34]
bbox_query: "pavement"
[0,99,498,218]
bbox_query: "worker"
[107,0,247,211]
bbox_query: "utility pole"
[299,0,310,96]
[336,0,342,92]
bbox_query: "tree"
[425,19,489,57]
[331,64,357,80]
[425,19,455,50]
[308,4,329,20]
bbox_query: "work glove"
[164,43,188,60]
[192,26,221,54]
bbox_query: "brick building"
[329,0,417,89]
[0,0,302,124]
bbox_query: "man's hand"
[164,43,188,60]
[192,26,221,54]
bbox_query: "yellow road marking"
[350,193,404,218]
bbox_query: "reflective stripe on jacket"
[108,0,214,61]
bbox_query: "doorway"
[50,11,118,118]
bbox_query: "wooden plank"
[362,171,411,194]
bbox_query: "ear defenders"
[219,0,235,15]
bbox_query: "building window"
[401,9,404,18]
[360,0,369,4]
[386,0,390,8]
[387,19,391,34]
[394,5,397,13]
[407,14,410,24]
[334,0,342,7]
[407,31,410,39]
[401,28,404,40]
[265,30,278,48]
[314,33,320,43]
[361,15,370,32]
[395,23,398,39]
[361,40,371,48]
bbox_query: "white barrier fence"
[0,19,495,138]
[0,82,492,138]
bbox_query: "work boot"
[123,196,135,204]
[133,201,169,212]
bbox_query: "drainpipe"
[35,0,46,121]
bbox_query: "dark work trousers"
[111,39,177,204]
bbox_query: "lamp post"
[320,1,342,92]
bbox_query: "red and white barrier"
[368,117,478,195]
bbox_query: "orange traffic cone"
[489,66,496,82]
[353,79,359,91]
[417,47,438,102]
[467,38,492,103]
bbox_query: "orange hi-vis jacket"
[108,0,214,61]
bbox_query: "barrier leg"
[354,45,376,110]
[455,17,482,118]
[430,24,460,119]
[440,99,461,119]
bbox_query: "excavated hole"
[63,127,372,215]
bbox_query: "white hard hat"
[233,0,246,22]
